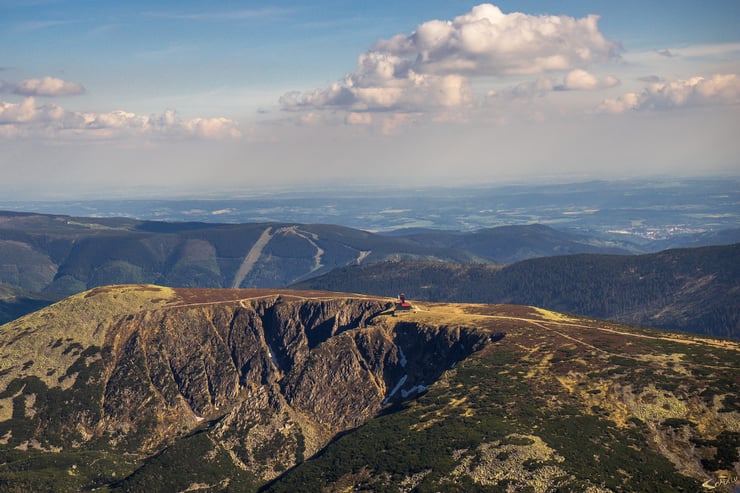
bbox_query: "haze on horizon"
[1,1,739,199]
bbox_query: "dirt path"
[284,227,325,273]
[165,292,388,311]
[409,305,740,357]
[231,227,275,288]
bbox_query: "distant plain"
[3,178,738,244]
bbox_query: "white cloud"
[500,76,556,99]
[0,98,242,140]
[280,3,617,117]
[599,73,740,113]
[372,4,618,77]
[13,76,85,96]
[183,117,242,139]
[280,60,472,113]
[561,69,619,91]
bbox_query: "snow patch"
[398,346,407,368]
[383,374,408,404]
[267,345,280,371]
[401,384,428,398]
[356,250,371,264]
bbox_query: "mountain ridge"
[2,210,738,330]
[293,243,740,339]
[0,285,737,491]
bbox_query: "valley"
[3,179,738,242]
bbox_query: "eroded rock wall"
[0,292,492,480]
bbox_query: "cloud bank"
[599,73,740,113]
[0,97,241,140]
[281,4,619,115]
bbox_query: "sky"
[1,0,739,198]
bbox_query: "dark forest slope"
[292,243,740,339]
[384,223,634,262]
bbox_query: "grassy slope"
[267,303,739,492]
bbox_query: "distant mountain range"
[0,210,471,298]
[379,223,635,263]
[1,211,738,338]
[293,244,740,339]
[0,285,736,491]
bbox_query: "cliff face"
[0,286,490,480]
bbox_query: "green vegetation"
[0,449,138,493]
[0,347,108,449]
[111,430,260,492]
[0,211,477,312]
[294,243,740,338]
[266,344,705,492]
[693,432,740,471]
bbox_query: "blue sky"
[1,1,739,198]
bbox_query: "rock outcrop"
[0,285,491,481]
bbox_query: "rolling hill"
[380,223,635,263]
[2,211,738,338]
[0,211,661,325]
[292,244,740,339]
[0,285,737,491]
[0,211,474,302]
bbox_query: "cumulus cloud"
[281,3,618,116]
[0,98,241,139]
[372,4,617,76]
[599,73,740,113]
[280,61,472,113]
[560,69,619,91]
[12,76,85,96]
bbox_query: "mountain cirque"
[0,285,737,492]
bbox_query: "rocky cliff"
[0,285,490,487]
